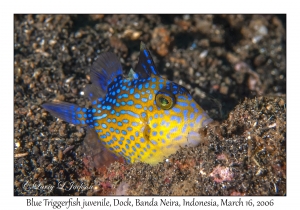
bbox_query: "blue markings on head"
[190,112,195,119]
[148,105,153,111]
[102,123,107,129]
[122,119,129,123]
[183,110,188,122]
[196,114,203,123]
[191,102,199,113]
[170,127,178,133]
[172,107,181,113]
[117,121,123,126]
[182,124,187,133]
[174,135,182,141]
[165,121,170,127]
[178,95,186,100]
[177,102,188,107]
[140,137,145,143]
[141,98,148,102]
[151,84,156,89]
[138,84,143,90]
[171,116,181,123]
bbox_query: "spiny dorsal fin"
[134,42,160,79]
[127,68,139,81]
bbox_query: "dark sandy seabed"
[14,14,286,196]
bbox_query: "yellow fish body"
[43,43,213,165]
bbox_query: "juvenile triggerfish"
[42,42,213,165]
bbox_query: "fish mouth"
[202,117,213,127]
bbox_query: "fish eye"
[155,90,175,110]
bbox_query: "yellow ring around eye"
[155,93,174,110]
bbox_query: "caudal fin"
[42,102,88,126]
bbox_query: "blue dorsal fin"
[86,52,123,101]
[134,42,160,79]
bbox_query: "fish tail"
[42,102,88,126]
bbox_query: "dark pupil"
[159,97,169,106]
